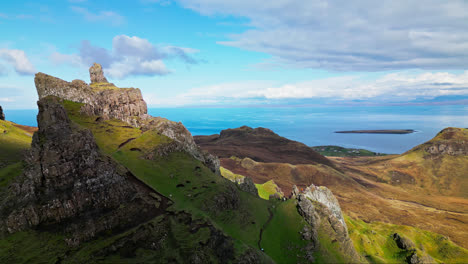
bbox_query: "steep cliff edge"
[34,63,219,174]
[0,97,163,245]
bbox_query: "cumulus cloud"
[51,35,199,79]
[175,0,468,71]
[176,71,468,105]
[0,49,36,75]
[71,6,125,26]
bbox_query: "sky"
[0,0,468,109]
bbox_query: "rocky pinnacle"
[89,63,108,83]
[0,105,4,120]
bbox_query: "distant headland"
[335,129,415,134]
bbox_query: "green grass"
[345,215,468,264]
[0,162,24,190]
[220,167,245,182]
[312,145,386,157]
[255,180,282,200]
[62,99,272,253]
[262,200,310,263]
[0,120,33,167]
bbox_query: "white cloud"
[175,0,468,71]
[172,71,468,105]
[71,6,125,26]
[0,49,36,75]
[50,35,198,79]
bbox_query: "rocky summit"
[89,62,108,83]
[34,63,219,174]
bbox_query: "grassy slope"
[346,215,468,264]
[262,200,310,262]
[0,119,33,168]
[255,180,282,200]
[61,100,275,260]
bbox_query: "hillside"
[200,125,468,261]
[0,64,362,264]
[194,126,334,167]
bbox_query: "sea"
[5,105,468,154]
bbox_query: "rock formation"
[239,177,259,197]
[89,62,108,83]
[0,105,4,120]
[295,184,361,262]
[34,63,219,174]
[0,97,164,245]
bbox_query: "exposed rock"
[393,233,415,250]
[194,125,334,167]
[34,64,220,174]
[0,97,164,245]
[239,177,259,197]
[89,63,108,83]
[406,127,468,156]
[407,252,436,264]
[301,184,347,228]
[0,105,4,120]
[296,184,360,262]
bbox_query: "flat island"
[335,129,415,134]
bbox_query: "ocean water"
[5,105,468,154]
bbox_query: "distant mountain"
[194,126,334,167]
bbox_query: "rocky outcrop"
[34,63,219,174]
[0,97,165,245]
[0,105,4,120]
[89,62,108,83]
[295,184,360,262]
[194,126,334,167]
[35,72,147,127]
[239,177,259,197]
[406,127,468,157]
[393,233,415,250]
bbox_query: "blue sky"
[1,0,468,109]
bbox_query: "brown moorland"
[206,127,468,249]
[194,126,333,167]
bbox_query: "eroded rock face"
[296,184,360,262]
[425,142,467,156]
[34,64,220,174]
[0,105,4,120]
[0,97,163,245]
[239,177,259,197]
[89,62,108,83]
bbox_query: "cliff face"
[0,97,164,245]
[293,184,361,263]
[34,64,219,173]
[35,73,147,127]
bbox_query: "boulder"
[393,233,415,250]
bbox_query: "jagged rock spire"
[0,105,4,120]
[89,63,108,83]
